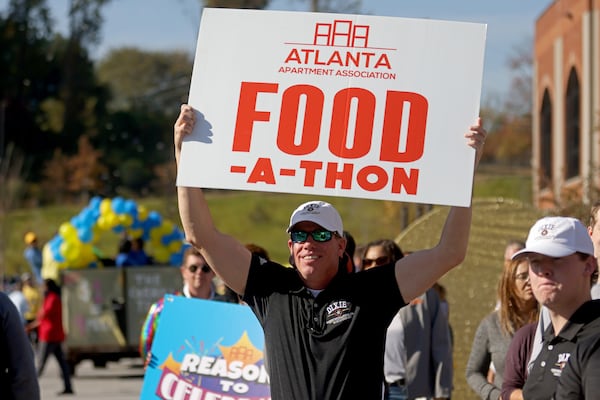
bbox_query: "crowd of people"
[3,104,600,400]
[2,247,73,398]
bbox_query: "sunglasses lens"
[312,230,332,242]
[362,256,389,267]
[291,231,308,243]
[188,264,210,273]
[291,230,333,243]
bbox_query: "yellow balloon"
[153,246,170,263]
[79,244,96,264]
[105,211,118,228]
[97,215,111,230]
[159,221,174,235]
[100,198,112,215]
[168,240,183,254]
[118,214,133,227]
[58,222,77,241]
[149,228,163,244]
[60,241,81,263]
[137,205,148,221]
[128,228,144,239]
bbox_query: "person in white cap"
[174,104,487,400]
[508,216,600,400]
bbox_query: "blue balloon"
[50,236,63,253]
[147,211,162,228]
[112,196,126,214]
[78,226,93,243]
[89,196,102,210]
[124,200,138,219]
[169,252,183,267]
[70,215,84,229]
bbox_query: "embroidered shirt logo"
[551,352,571,377]
[325,300,354,325]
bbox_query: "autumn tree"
[41,135,107,203]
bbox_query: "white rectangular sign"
[177,8,487,207]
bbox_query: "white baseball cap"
[512,216,594,260]
[286,201,343,236]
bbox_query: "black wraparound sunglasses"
[290,229,335,243]
[188,264,211,273]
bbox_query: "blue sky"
[18,0,554,101]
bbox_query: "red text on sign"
[233,82,428,163]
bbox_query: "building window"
[565,67,580,179]
[540,89,553,187]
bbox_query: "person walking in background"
[21,273,42,347]
[362,239,453,400]
[8,278,28,327]
[23,231,43,284]
[140,246,219,367]
[466,254,539,400]
[175,104,486,399]
[28,278,74,395]
[0,291,40,400]
[508,216,600,400]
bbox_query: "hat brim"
[286,217,342,236]
[512,245,577,260]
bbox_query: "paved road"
[39,358,144,400]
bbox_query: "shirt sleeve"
[501,322,536,400]
[429,289,453,398]
[466,314,500,400]
[139,298,164,366]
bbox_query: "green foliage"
[96,48,192,113]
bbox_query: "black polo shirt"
[523,300,600,400]
[553,333,600,399]
[243,254,405,400]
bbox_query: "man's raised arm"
[175,104,251,294]
[395,118,486,301]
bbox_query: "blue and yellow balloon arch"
[43,196,189,274]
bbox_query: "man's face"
[288,221,345,288]
[527,253,593,308]
[181,254,214,296]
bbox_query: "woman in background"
[29,278,74,395]
[465,257,539,400]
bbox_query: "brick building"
[533,0,600,208]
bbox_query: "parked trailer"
[60,266,181,374]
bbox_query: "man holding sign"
[175,103,486,399]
